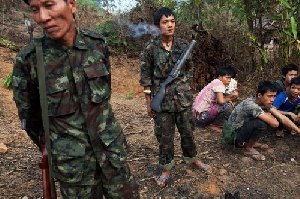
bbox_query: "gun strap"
[34,37,56,198]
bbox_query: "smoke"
[116,20,160,39]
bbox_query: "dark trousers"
[236,118,268,144]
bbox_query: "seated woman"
[193,66,238,133]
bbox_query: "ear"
[68,0,77,13]
[257,93,262,98]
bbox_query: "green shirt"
[12,29,123,184]
[140,37,193,112]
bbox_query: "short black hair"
[216,66,232,77]
[256,81,277,96]
[153,7,175,27]
[225,65,238,78]
[282,64,298,76]
[290,76,300,86]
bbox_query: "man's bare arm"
[269,107,300,133]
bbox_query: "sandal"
[197,164,212,174]
[154,175,169,186]
[244,153,265,161]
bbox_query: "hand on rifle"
[147,102,155,118]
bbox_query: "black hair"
[256,81,277,96]
[153,7,175,27]
[216,66,232,77]
[225,65,238,78]
[24,0,68,4]
[290,76,300,86]
[281,64,298,78]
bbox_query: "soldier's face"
[159,15,175,36]
[29,0,76,42]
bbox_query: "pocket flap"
[46,75,69,94]
[52,138,86,156]
[84,61,110,79]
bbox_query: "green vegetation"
[0,38,17,51]
[2,73,12,89]
[97,20,127,50]
[125,91,134,99]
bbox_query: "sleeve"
[274,81,283,94]
[272,92,286,109]
[140,44,153,87]
[243,99,264,118]
[12,52,42,146]
[104,43,112,91]
[212,82,226,93]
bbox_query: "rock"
[22,197,29,199]
[0,143,8,153]
[219,168,227,175]
[223,163,230,167]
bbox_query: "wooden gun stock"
[39,143,57,199]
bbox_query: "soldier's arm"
[12,51,42,146]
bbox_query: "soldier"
[12,0,139,198]
[140,7,212,186]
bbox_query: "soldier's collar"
[73,28,88,50]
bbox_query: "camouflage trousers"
[154,108,198,171]
[56,133,140,199]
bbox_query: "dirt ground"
[0,8,299,198]
[0,44,299,199]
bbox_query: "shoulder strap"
[275,80,285,91]
[285,90,298,105]
[34,37,56,198]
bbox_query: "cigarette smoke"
[116,20,160,39]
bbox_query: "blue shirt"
[273,91,300,112]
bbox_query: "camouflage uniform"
[140,37,198,170]
[12,29,139,198]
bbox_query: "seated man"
[193,66,238,133]
[225,65,239,98]
[274,64,298,93]
[223,81,300,161]
[273,76,300,137]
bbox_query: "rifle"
[39,134,57,199]
[23,19,57,198]
[150,40,196,112]
[22,18,57,199]
[21,120,57,199]
[24,19,34,42]
[35,37,57,199]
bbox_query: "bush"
[2,73,12,89]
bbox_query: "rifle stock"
[149,40,196,112]
[39,135,57,199]
[150,76,174,112]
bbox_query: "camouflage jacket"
[140,37,193,112]
[12,29,123,184]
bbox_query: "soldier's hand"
[147,104,155,118]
